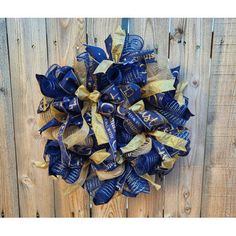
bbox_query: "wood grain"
[128,18,169,217]
[1,17,236,217]
[201,18,236,217]
[6,18,55,217]
[86,18,122,48]
[86,18,127,217]
[164,18,213,217]
[0,18,19,217]
[46,18,90,217]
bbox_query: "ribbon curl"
[35,26,193,205]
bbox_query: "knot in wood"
[183,191,190,199]
[0,87,7,95]
[184,206,191,214]
[192,80,199,88]
[21,175,33,187]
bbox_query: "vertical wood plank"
[87,18,127,217]
[128,18,169,217]
[7,18,55,217]
[164,18,213,217]
[0,18,19,217]
[201,18,236,217]
[46,18,90,217]
[86,18,122,48]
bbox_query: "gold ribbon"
[75,85,109,145]
[111,26,126,63]
[93,60,114,74]
[91,103,109,145]
[32,161,49,169]
[142,174,161,191]
[149,130,187,152]
[141,79,175,98]
[89,149,111,164]
[43,96,47,111]
[128,100,145,112]
[161,154,180,169]
[75,85,100,103]
[50,104,66,122]
[96,164,125,181]
[37,101,66,140]
[120,133,146,154]
[128,137,152,158]
[93,26,125,74]
[174,80,188,105]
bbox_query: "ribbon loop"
[35,26,193,205]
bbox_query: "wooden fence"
[0,18,235,217]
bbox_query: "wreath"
[35,26,193,205]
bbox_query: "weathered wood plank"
[46,18,90,217]
[128,18,169,217]
[46,18,86,66]
[86,18,122,48]
[201,18,236,217]
[0,18,19,217]
[86,18,127,217]
[3,17,235,218]
[164,18,213,217]
[6,18,55,217]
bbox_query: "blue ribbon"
[36,28,194,205]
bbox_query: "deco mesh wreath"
[35,26,193,205]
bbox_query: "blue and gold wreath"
[35,26,193,205]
